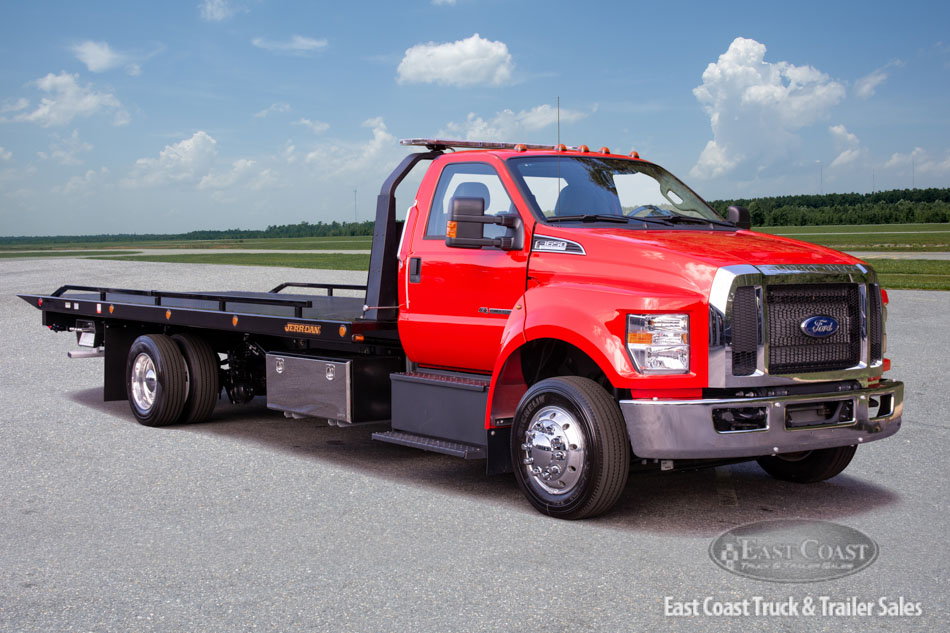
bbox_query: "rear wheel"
[756,445,857,483]
[127,334,187,427]
[172,333,219,424]
[511,376,629,520]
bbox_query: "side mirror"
[727,205,751,230]
[445,197,522,250]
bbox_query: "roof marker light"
[514,143,527,152]
[598,146,611,154]
[556,144,567,152]
[630,151,640,158]
[578,145,590,153]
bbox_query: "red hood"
[529,226,864,300]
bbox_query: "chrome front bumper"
[620,380,903,459]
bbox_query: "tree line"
[708,187,950,226]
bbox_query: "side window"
[425,162,513,238]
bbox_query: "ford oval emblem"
[800,315,839,338]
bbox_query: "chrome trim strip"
[620,380,903,459]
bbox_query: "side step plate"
[372,430,486,459]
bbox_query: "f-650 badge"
[800,315,839,338]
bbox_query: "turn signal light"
[627,332,653,345]
[446,221,458,238]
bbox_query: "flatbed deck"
[18,282,398,344]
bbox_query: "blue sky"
[1,0,948,236]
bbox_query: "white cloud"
[126,131,218,187]
[0,147,11,161]
[884,147,950,175]
[38,129,93,165]
[305,117,396,177]
[1,98,29,114]
[441,104,589,141]
[71,40,152,76]
[293,117,330,134]
[252,35,328,55]
[58,167,109,196]
[199,0,238,21]
[254,102,290,118]
[199,158,256,190]
[828,124,865,169]
[397,33,514,87]
[6,72,128,127]
[691,37,845,179]
[854,60,903,99]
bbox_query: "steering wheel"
[627,204,671,218]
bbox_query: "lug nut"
[523,457,534,465]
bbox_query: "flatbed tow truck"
[20,139,904,519]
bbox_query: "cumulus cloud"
[254,102,290,118]
[441,104,589,141]
[5,72,128,127]
[828,124,865,169]
[199,0,238,21]
[199,158,256,189]
[397,33,514,86]
[70,40,151,76]
[252,35,328,55]
[58,167,109,196]
[305,117,396,177]
[292,117,330,134]
[691,37,845,179]
[884,147,950,175]
[854,60,903,99]
[38,129,93,165]
[126,131,218,187]
[1,98,29,114]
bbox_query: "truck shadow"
[70,388,899,537]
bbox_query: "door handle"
[409,257,421,283]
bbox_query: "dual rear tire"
[126,333,219,426]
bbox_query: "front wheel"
[127,334,187,427]
[756,445,857,483]
[511,376,630,520]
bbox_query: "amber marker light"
[352,334,365,343]
[627,332,653,345]
[109,305,115,314]
[555,144,567,152]
[165,310,172,320]
[598,146,611,154]
[446,221,458,239]
[630,151,640,158]
[339,325,347,337]
[578,145,590,153]
[232,316,239,327]
[514,144,527,152]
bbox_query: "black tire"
[172,333,220,424]
[756,445,857,483]
[511,376,630,520]
[126,334,187,427]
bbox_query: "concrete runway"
[1,258,947,632]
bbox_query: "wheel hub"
[131,353,157,412]
[521,405,586,495]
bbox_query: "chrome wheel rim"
[131,353,157,412]
[521,405,586,495]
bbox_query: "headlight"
[626,314,690,374]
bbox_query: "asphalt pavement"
[1,258,947,633]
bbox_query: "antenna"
[557,96,561,146]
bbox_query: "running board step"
[372,430,486,459]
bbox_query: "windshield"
[507,156,725,224]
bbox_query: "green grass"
[0,236,373,252]
[863,259,950,290]
[758,223,950,251]
[92,252,372,270]
[0,250,140,258]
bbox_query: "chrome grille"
[766,284,861,374]
[868,283,883,363]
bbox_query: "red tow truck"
[20,139,904,519]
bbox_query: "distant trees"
[709,187,950,226]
